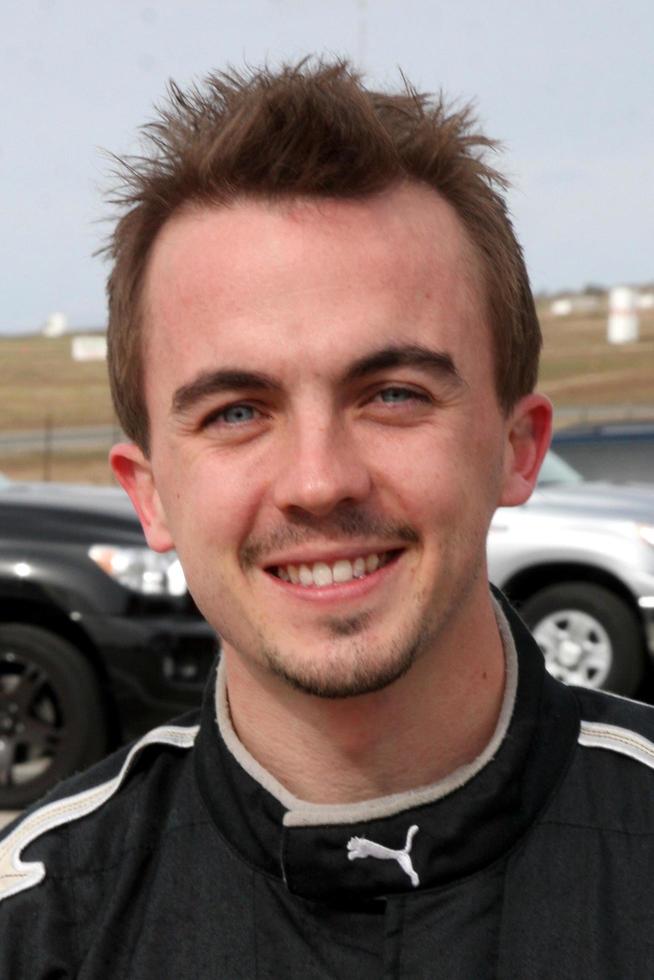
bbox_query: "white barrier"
[607,286,639,344]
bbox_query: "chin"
[259,626,429,700]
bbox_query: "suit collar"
[195,592,579,903]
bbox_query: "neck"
[221,594,507,804]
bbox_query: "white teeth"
[352,557,366,579]
[366,553,380,573]
[312,562,333,587]
[333,559,353,583]
[276,552,390,587]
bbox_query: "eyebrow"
[172,369,280,416]
[343,344,463,387]
[171,343,463,417]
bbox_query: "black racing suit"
[1,594,654,978]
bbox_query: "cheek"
[370,425,472,498]
[374,424,503,537]
[153,453,264,565]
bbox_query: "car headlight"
[639,525,654,548]
[88,545,187,596]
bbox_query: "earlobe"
[500,394,552,507]
[109,443,175,552]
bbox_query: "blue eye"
[378,387,415,403]
[220,404,256,424]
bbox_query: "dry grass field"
[538,309,654,406]
[1,309,653,484]
[0,333,118,483]
[0,333,115,431]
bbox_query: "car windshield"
[537,450,584,486]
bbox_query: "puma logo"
[346,824,420,887]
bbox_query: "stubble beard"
[237,509,429,698]
[235,506,490,700]
[259,604,434,699]
[255,545,488,699]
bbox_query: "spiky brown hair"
[104,60,540,452]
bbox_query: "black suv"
[0,475,218,807]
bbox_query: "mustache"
[240,509,419,568]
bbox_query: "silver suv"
[488,452,654,696]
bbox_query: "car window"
[537,450,584,486]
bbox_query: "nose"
[272,417,372,518]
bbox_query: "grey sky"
[2,0,652,333]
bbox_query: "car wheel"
[520,583,645,696]
[0,624,108,809]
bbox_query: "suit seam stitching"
[66,825,83,971]
[539,818,654,836]
[24,816,214,882]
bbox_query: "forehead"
[141,184,489,389]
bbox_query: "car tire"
[0,624,108,809]
[520,583,645,696]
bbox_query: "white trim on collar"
[216,595,518,828]
[0,723,198,904]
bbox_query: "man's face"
[115,183,545,698]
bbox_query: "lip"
[262,549,404,603]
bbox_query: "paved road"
[0,424,122,455]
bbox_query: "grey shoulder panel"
[578,720,654,771]
[0,723,198,903]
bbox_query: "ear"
[499,393,552,507]
[109,442,175,552]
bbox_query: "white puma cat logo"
[346,824,420,887]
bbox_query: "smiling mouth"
[267,549,402,588]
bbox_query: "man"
[1,61,653,978]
